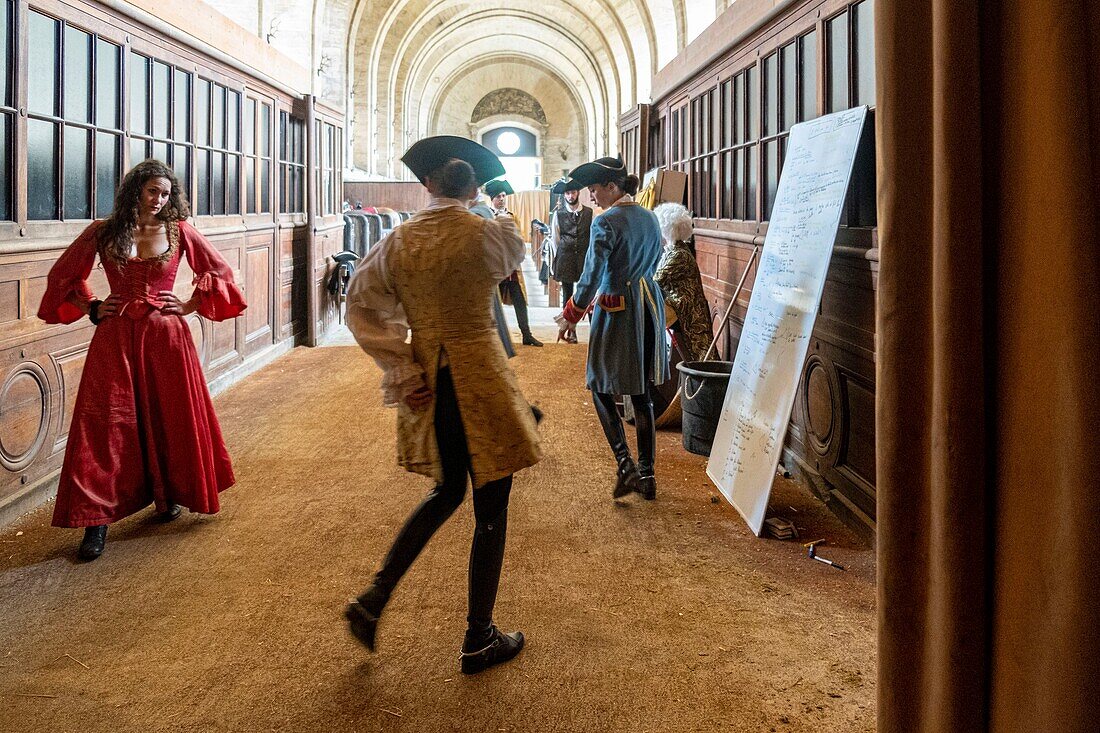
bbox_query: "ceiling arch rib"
[383,0,639,110]
[403,33,607,174]
[429,55,592,162]
[397,11,615,134]
[402,23,609,138]
[391,29,607,177]
[427,54,593,156]
[343,0,692,175]
[374,0,638,118]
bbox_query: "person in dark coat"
[548,177,593,344]
[554,157,670,500]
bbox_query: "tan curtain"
[507,190,551,242]
[876,2,1100,731]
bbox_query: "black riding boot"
[346,483,465,651]
[593,391,640,498]
[460,476,523,674]
[631,390,657,500]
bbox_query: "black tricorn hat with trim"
[550,177,584,194]
[484,179,515,198]
[400,135,505,185]
[566,155,627,187]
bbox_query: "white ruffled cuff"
[381,364,428,408]
[553,312,572,331]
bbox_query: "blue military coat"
[573,201,669,394]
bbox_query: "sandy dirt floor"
[0,338,875,733]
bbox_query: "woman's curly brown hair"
[98,159,190,266]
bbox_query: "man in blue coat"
[555,156,670,500]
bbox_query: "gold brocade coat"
[349,203,541,487]
[654,241,714,361]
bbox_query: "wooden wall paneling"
[644,0,880,540]
[276,224,308,344]
[313,221,341,338]
[244,243,272,351]
[241,229,274,353]
[0,279,19,323]
[342,182,429,213]
[184,311,208,367]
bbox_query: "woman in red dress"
[37,159,246,560]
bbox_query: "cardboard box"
[643,167,688,205]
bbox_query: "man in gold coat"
[343,136,541,675]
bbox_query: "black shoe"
[530,405,544,425]
[78,526,108,561]
[612,457,641,498]
[345,585,387,652]
[158,504,182,522]
[460,626,525,675]
[638,475,656,501]
[522,335,543,347]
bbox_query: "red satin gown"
[37,220,246,527]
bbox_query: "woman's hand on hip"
[159,291,195,316]
[404,385,434,411]
[97,293,126,318]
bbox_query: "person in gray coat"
[555,156,669,500]
[469,193,516,358]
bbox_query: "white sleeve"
[345,232,427,407]
[482,214,525,280]
[548,214,560,276]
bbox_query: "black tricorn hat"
[550,177,583,194]
[566,155,627,187]
[484,179,515,198]
[400,135,505,185]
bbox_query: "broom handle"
[702,244,761,362]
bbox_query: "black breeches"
[500,279,532,336]
[371,367,513,632]
[561,281,575,304]
[591,305,658,475]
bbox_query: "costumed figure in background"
[653,203,714,362]
[344,136,541,674]
[469,191,516,359]
[554,157,670,501]
[548,176,593,344]
[487,179,543,347]
[37,159,246,560]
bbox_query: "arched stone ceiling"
[237,0,720,176]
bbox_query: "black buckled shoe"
[521,335,544,347]
[158,504,182,522]
[612,457,641,498]
[78,525,108,561]
[638,475,657,501]
[345,585,387,652]
[460,626,525,675]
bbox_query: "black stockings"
[368,367,512,634]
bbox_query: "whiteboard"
[706,107,868,536]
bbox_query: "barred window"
[128,53,192,206]
[278,111,306,214]
[25,11,122,221]
[0,0,14,220]
[192,79,242,216]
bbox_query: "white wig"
[653,202,694,244]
